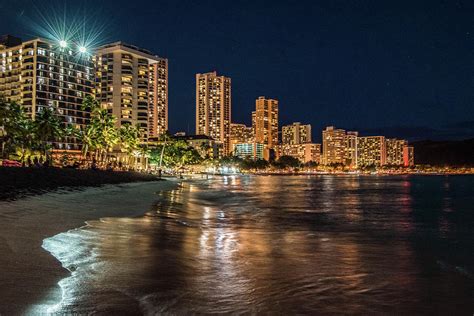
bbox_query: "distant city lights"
[59,40,67,48]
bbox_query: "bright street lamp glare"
[59,40,67,48]
[79,46,87,53]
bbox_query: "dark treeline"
[413,139,474,166]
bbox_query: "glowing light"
[25,5,109,58]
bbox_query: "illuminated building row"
[322,126,414,167]
[0,35,169,148]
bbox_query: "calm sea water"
[42,175,474,314]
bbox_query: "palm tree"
[119,124,140,167]
[74,125,97,160]
[34,107,63,161]
[0,101,34,158]
[15,118,37,164]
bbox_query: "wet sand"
[0,180,178,315]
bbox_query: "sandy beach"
[0,179,178,315]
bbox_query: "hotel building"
[345,131,358,167]
[0,35,94,150]
[282,122,311,145]
[94,42,168,141]
[230,123,253,154]
[322,126,347,165]
[196,71,231,155]
[252,96,278,160]
[277,143,321,164]
[386,138,407,166]
[357,136,386,167]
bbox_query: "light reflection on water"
[41,175,474,314]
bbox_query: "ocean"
[40,175,474,314]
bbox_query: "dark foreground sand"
[0,167,162,200]
[0,179,178,315]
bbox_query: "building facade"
[403,145,415,167]
[322,126,347,165]
[234,142,264,160]
[230,123,253,154]
[195,71,231,154]
[277,143,321,164]
[386,138,407,166]
[149,59,168,138]
[357,136,386,167]
[94,42,168,141]
[282,122,311,145]
[345,131,358,167]
[0,36,94,150]
[252,96,278,160]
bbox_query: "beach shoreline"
[0,167,163,201]
[0,179,178,315]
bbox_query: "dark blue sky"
[1,0,474,141]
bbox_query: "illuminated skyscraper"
[322,126,347,165]
[0,35,93,150]
[230,123,253,154]
[252,96,278,159]
[149,59,168,138]
[357,136,386,167]
[94,42,168,141]
[345,131,358,167]
[282,122,311,145]
[195,71,231,154]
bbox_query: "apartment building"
[94,42,168,141]
[0,35,94,150]
[196,71,231,154]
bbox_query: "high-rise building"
[230,123,253,154]
[94,42,168,141]
[252,96,278,159]
[403,145,415,167]
[345,131,358,167]
[195,71,231,154]
[386,138,407,166]
[149,59,168,138]
[322,126,347,165]
[282,122,311,145]
[277,143,321,164]
[357,136,386,167]
[0,36,94,150]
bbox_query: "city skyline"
[1,0,473,142]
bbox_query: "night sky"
[1,0,474,141]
